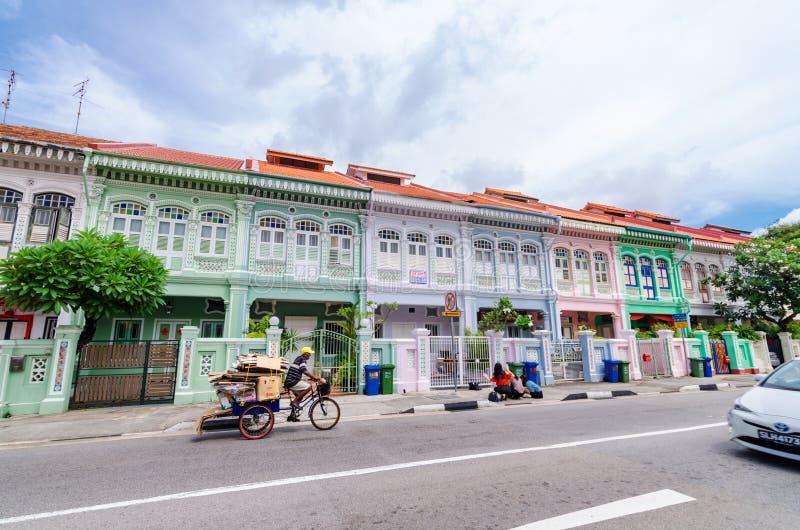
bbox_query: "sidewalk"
[0,374,755,445]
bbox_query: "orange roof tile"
[0,123,111,148]
[360,178,465,202]
[91,142,244,171]
[255,162,367,188]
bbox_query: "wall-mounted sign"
[409,270,427,284]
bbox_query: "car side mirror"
[753,374,766,383]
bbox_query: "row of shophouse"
[1,123,781,415]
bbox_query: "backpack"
[488,391,500,402]
[468,382,481,391]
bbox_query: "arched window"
[656,258,671,290]
[294,220,321,280]
[623,255,638,287]
[639,257,655,299]
[520,244,539,279]
[29,193,75,243]
[498,242,517,290]
[433,235,455,276]
[473,239,494,275]
[377,229,400,269]
[574,250,591,295]
[407,232,428,284]
[329,224,353,266]
[198,211,229,256]
[155,207,188,268]
[680,262,693,291]
[0,188,22,248]
[708,264,722,293]
[554,248,570,281]
[258,217,286,260]
[593,252,609,284]
[110,201,147,246]
[695,263,709,301]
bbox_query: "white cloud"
[752,208,800,236]
[4,1,800,229]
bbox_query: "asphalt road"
[1,390,798,529]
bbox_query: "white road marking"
[0,421,724,525]
[510,489,695,529]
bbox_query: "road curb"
[678,382,736,392]
[401,400,500,413]
[561,390,637,401]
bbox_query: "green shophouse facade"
[615,227,691,329]
[83,148,370,343]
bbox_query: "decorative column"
[266,316,283,357]
[579,330,601,382]
[657,329,683,377]
[693,329,712,360]
[86,178,106,229]
[38,325,82,414]
[753,331,773,374]
[184,211,199,271]
[462,295,478,335]
[412,327,431,392]
[458,223,473,291]
[357,318,374,393]
[10,200,32,252]
[234,200,254,272]
[778,332,799,361]
[485,329,504,368]
[174,325,199,405]
[226,285,249,339]
[319,229,331,279]
[533,329,554,385]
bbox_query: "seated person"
[511,374,531,398]
[521,374,543,398]
[485,362,522,400]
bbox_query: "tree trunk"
[77,317,98,353]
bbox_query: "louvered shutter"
[214,226,227,255]
[55,208,71,241]
[173,223,185,251]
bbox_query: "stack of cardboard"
[207,354,287,402]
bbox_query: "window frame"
[197,211,230,257]
[623,255,638,287]
[656,258,671,290]
[258,216,287,260]
[329,224,353,267]
[109,201,147,247]
[593,251,609,284]
[554,247,571,281]
[639,256,655,300]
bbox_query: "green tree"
[478,296,520,333]
[336,300,398,340]
[765,222,800,243]
[0,230,168,350]
[713,229,800,332]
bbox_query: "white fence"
[429,336,490,388]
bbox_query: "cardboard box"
[256,375,282,400]
[255,355,283,371]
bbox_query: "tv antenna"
[1,69,16,124]
[72,78,89,134]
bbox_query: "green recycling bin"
[689,358,705,378]
[380,364,395,395]
[507,362,524,378]
[618,361,630,383]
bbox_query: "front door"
[284,316,318,362]
[153,320,191,341]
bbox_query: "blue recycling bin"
[523,361,540,386]
[603,359,621,383]
[364,364,381,396]
[702,357,713,378]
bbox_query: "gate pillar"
[175,326,199,405]
[265,316,283,357]
[357,319,373,393]
[657,329,683,377]
[778,332,799,360]
[39,325,81,415]
[722,330,747,374]
[485,330,504,368]
[579,330,602,382]
[533,330,554,385]
[621,330,642,380]
[412,328,431,392]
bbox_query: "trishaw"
[197,380,341,440]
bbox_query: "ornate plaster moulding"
[1,140,79,163]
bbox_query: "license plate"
[758,430,800,447]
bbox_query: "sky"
[1,0,798,231]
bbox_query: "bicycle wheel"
[309,397,340,430]
[238,404,275,440]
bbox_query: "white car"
[728,360,800,461]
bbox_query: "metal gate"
[638,338,672,377]
[429,336,490,388]
[710,339,730,374]
[282,329,357,394]
[766,337,784,365]
[551,340,583,381]
[71,341,178,408]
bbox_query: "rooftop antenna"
[72,78,89,134]
[1,69,16,124]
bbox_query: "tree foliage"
[478,296,520,333]
[713,226,800,331]
[336,300,398,340]
[0,230,168,348]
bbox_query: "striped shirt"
[283,355,308,388]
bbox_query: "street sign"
[672,313,688,322]
[674,321,689,329]
[443,310,462,318]
[444,292,458,312]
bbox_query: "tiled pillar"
[38,325,82,414]
[622,329,642,380]
[533,330,554,385]
[722,330,746,374]
[174,325,199,405]
[266,316,283,357]
[412,328,431,392]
